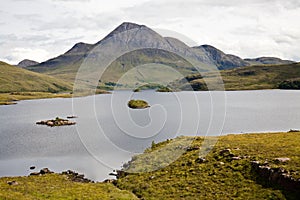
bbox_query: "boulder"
[29,172,40,176]
[67,116,78,119]
[46,121,54,126]
[62,170,93,183]
[219,148,231,156]
[103,179,116,183]
[275,157,290,163]
[195,157,206,163]
[7,181,18,186]
[231,156,241,160]
[40,168,53,175]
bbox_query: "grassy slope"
[222,62,300,90]
[115,132,300,200]
[0,61,72,93]
[0,174,137,200]
[0,61,73,105]
[26,49,198,86]
[0,132,299,199]
[30,57,300,91]
[178,62,300,91]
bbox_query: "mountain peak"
[103,22,146,40]
[114,22,145,33]
[65,42,93,55]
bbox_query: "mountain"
[25,22,296,88]
[23,22,220,84]
[196,45,250,70]
[244,57,295,65]
[0,61,72,93]
[17,59,39,68]
[196,45,295,69]
[26,42,93,81]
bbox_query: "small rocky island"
[36,117,76,127]
[128,99,150,109]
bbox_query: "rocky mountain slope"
[26,22,294,84]
[195,45,250,70]
[26,22,215,84]
[17,59,39,68]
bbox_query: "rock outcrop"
[251,161,300,192]
[62,170,93,183]
[36,117,76,127]
[17,59,39,68]
[30,168,54,176]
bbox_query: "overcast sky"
[1,0,300,64]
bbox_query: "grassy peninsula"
[116,132,300,199]
[1,132,299,199]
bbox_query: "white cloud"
[4,48,50,64]
[0,0,300,63]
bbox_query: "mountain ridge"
[17,59,39,68]
[24,22,295,84]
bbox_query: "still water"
[0,90,299,181]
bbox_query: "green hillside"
[0,61,72,105]
[115,132,300,199]
[27,48,199,87]
[0,173,137,200]
[0,61,72,93]
[173,62,300,91]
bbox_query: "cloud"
[0,0,300,63]
[3,48,50,64]
[122,0,300,61]
[52,0,91,2]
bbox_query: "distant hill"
[171,62,300,91]
[17,59,39,68]
[195,45,250,70]
[0,61,72,93]
[244,57,295,65]
[196,45,295,69]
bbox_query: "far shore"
[1,89,298,106]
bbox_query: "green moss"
[128,99,150,109]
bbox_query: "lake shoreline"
[0,131,299,199]
[0,88,297,106]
